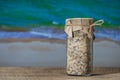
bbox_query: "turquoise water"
[0,0,120,41]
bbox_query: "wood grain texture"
[0,67,120,80]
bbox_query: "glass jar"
[65,18,94,76]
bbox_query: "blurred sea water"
[0,0,120,41]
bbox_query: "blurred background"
[0,0,120,67]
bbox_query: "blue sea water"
[94,28,120,41]
[0,31,65,39]
[0,28,120,41]
[0,0,120,41]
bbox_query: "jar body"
[66,30,93,76]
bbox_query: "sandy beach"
[0,38,120,67]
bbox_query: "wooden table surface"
[0,67,120,80]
